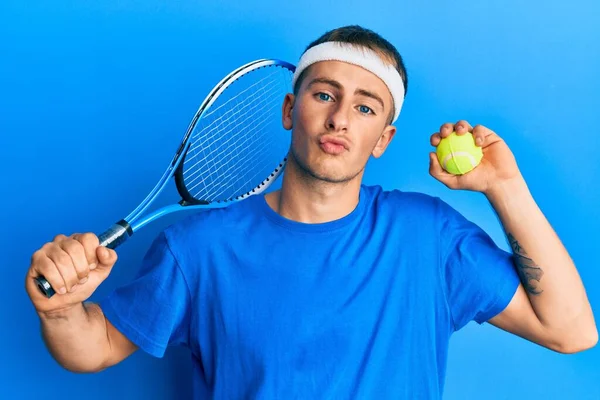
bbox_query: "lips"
[319,135,349,155]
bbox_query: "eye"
[317,92,333,102]
[358,105,374,115]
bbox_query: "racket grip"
[98,220,133,249]
[34,220,133,299]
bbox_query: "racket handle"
[34,220,133,299]
[98,220,133,249]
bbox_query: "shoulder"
[361,184,442,214]
[360,185,473,233]
[162,196,261,250]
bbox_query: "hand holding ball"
[436,132,483,175]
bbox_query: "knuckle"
[31,249,44,264]
[41,242,55,253]
[61,238,83,255]
[43,243,63,260]
[53,234,67,242]
[80,232,99,244]
[80,233,99,250]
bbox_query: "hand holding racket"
[25,233,118,313]
[26,59,295,303]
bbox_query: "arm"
[486,177,597,353]
[430,120,597,353]
[25,232,137,371]
[40,302,137,372]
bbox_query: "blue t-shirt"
[100,185,519,399]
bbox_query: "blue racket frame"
[35,58,295,298]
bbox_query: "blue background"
[1,0,599,398]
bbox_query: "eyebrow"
[355,88,385,110]
[307,77,386,111]
[307,77,342,90]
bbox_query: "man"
[26,25,597,399]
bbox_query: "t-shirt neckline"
[255,185,367,234]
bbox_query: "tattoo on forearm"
[507,233,544,295]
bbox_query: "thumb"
[429,152,457,188]
[95,246,118,268]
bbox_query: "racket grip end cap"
[35,276,55,298]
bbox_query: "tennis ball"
[436,132,483,175]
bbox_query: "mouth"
[319,135,349,155]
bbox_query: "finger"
[454,120,473,135]
[46,244,80,293]
[96,246,118,269]
[430,132,441,147]
[74,233,100,270]
[439,122,454,138]
[60,237,90,284]
[29,251,67,295]
[472,124,500,147]
[52,234,68,243]
[428,152,458,189]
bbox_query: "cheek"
[292,101,322,139]
[354,123,385,152]
[289,112,312,152]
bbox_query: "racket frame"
[35,58,295,298]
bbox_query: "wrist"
[484,174,529,204]
[38,302,86,321]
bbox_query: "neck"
[265,156,363,224]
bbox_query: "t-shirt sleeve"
[437,199,520,331]
[99,231,192,358]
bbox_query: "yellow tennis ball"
[436,132,483,175]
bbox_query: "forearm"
[40,302,112,373]
[486,176,596,334]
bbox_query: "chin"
[298,155,361,184]
[310,170,350,184]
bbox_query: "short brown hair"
[293,25,409,98]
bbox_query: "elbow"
[52,355,108,374]
[551,326,598,354]
[61,363,108,374]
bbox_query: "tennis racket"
[36,58,295,298]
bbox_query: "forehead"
[305,61,385,86]
[302,61,393,102]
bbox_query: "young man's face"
[282,59,397,184]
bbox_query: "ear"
[282,93,295,130]
[372,125,397,158]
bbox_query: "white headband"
[292,41,405,123]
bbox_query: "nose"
[326,101,349,132]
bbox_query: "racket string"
[184,75,284,163]
[184,79,284,190]
[200,82,286,199]
[181,67,292,202]
[201,68,283,119]
[183,80,282,193]
[197,99,282,200]
[192,95,283,200]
